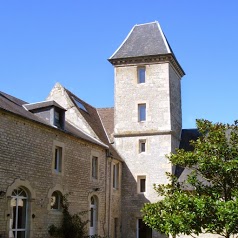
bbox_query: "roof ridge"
[135,21,158,26]
[97,107,114,110]
[156,22,171,54]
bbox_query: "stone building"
[0,21,194,238]
[0,90,122,238]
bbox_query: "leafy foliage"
[142,119,238,238]
[48,194,88,238]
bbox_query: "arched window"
[89,196,98,236]
[51,191,62,210]
[10,187,29,238]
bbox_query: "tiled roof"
[109,21,172,59]
[64,89,123,161]
[97,107,114,143]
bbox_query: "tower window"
[138,104,146,122]
[138,67,145,83]
[139,140,146,153]
[137,176,146,193]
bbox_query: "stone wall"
[0,110,107,238]
[114,61,182,238]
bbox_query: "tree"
[142,119,238,238]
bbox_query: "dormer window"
[23,101,66,130]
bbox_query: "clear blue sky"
[1,1,238,129]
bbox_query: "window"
[114,218,119,238]
[138,67,145,83]
[138,104,146,122]
[54,111,60,127]
[92,156,98,179]
[72,96,88,112]
[89,196,98,236]
[139,140,146,153]
[137,218,152,238]
[113,163,119,189]
[10,187,29,238]
[54,146,62,173]
[138,176,146,193]
[53,109,65,129]
[51,191,62,210]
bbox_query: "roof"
[24,101,66,111]
[64,88,123,162]
[109,21,173,59]
[97,107,114,143]
[175,129,200,178]
[0,91,108,148]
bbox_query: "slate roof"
[175,129,200,178]
[24,101,66,111]
[109,21,173,59]
[0,91,108,148]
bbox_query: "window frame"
[138,104,146,122]
[50,191,63,211]
[137,176,146,193]
[54,146,62,173]
[139,140,146,153]
[113,163,120,190]
[92,156,99,180]
[10,187,29,238]
[52,141,64,175]
[137,67,146,84]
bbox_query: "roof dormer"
[23,101,66,130]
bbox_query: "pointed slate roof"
[110,21,172,59]
[109,21,185,76]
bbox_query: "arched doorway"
[89,196,98,236]
[9,187,29,238]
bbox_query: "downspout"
[108,155,112,237]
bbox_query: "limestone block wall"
[0,111,107,238]
[169,64,182,136]
[47,83,99,139]
[114,63,171,135]
[115,134,172,238]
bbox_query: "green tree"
[142,119,238,238]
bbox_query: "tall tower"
[109,22,185,238]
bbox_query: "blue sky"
[1,1,238,129]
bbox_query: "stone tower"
[109,22,185,238]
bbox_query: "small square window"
[139,140,146,153]
[113,163,119,189]
[138,67,145,83]
[54,146,62,173]
[138,176,146,193]
[138,104,146,122]
[92,156,98,179]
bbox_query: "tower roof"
[110,21,173,59]
[109,21,185,76]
